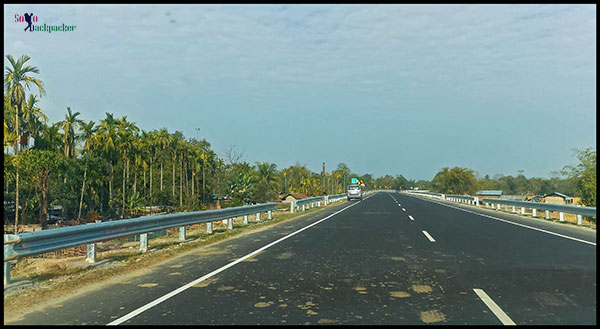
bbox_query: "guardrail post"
[324,196,328,205]
[86,243,97,263]
[475,197,479,206]
[302,204,305,212]
[256,212,261,221]
[532,208,537,217]
[227,218,233,229]
[140,233,148,252]
[545,210,550,219]
[504,205,509,212]
[521,207,525,215]
[85,219,101,263]
[577,214,583,225]
[497,204,500,210]
[512,205,516,213]
[206,222,213,234]
[243,215,248,224]
[5,261,11,285]
[268,210,272,220]
[559,212,564,222]
[179,226,186,241]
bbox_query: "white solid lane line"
[408,215,414,221]
[422,230,436,242]
[108,194,375,325]
[473,289,516,325]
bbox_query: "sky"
[3,4,596,181]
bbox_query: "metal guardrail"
[399,190,596,224]
[445,194,479,206]
[3,202,279,284]
[4,202,276,262]
[402,190,446,199]
[445,194,476,201]
[327,193,348,202]
[482,198,596,218]
[295,196,323,206]
[289,193,348,213]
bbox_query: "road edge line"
[473,288,516,325]
[107,193,377,325]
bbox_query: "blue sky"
[4,4,596,180]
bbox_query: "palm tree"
[77,121,96,223]
[141,130,156,201]
[35,122,64,153]
[4,95,18,152]
[59,107,83,158]
[116,116,139,217]
[254,162,280,202]
[156,128,171,192]
[21,94,48,149]
[80,120,96,154]
[4,54,46,234]
[4,55,46,152]
[95,113,118,209]
[132,132,145,197]
[170,131,185,197]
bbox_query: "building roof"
[499,195,527,201]
[281,193,310,200]
[525,195,544,202]
[476,190,503,196]
[544,192,572,199]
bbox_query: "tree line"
[420,150,596,207]
[3,55,390,233]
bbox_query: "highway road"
[6,192,596,325]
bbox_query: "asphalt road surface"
[6,192,596,325]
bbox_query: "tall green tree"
[95,113,118,213]
[21,94,48,149]
[18,150,64,229]
[79,120,96,154]
[253,162,280,202]
[156,128,171,192]
[431,167,477,195]
[4,54,46,233]
[562,147,596,207]
[58,107,83,158]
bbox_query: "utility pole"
[322,162,325,194]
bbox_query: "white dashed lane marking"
[408,215,414,221]
[422,230,436,242]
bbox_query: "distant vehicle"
[347,184,363,201]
